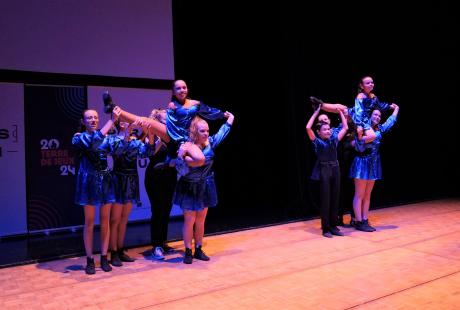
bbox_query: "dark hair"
[358,75,373,94]
[315,121,329,132]
[170,79,190,102]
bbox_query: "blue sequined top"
[355,115,397,155]
[350,96,391,130]
[108,136,154,173]
[72,131,111,173]
[176,122,231,181]
[166,100,224,143]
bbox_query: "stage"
[1,198,460,309]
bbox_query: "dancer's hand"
[112,106,121,121]
[224,111,234,125]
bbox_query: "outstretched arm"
[306,107,320,141]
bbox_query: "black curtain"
[172,1,460,229]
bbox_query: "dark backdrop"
[172,1,459,228]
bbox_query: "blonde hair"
[188,116,207,143]
[149,108,166,124]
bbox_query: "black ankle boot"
[102,91,115,114]
[183,248,193,264]
[118,249,135,262]
[194,245,210,261]
[85,257,95,275]
[309,96,324,110]
[100,255,112,272]
[110,250,123,267]
[362,219,376,231]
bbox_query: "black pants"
[319,164,340,232]
[145,165,177,248]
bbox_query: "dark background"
[171,0,459,227]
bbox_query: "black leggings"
[145,164,177,247]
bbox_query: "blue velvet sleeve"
[137,140,155,158]
[198,102,225,120]
[379,115,397,134]
[72,131,105,150]
[210,123,232,149]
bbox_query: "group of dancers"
[73,80,234,274]
[307,76,399,238]
[72,76,399,274]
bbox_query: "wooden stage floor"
[1,198,460,309]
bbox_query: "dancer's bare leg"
[117,107,170,142]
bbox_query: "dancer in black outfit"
[144,109,177,259]
[306,106,348,238]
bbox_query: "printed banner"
[0,83,27,236]
[25,85,86,231]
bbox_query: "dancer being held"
[144,108,178,260]
[310,76,397,142]
[174,112,234,264]
[349,105,399,232]
[306,106,348,238]
[104,79,225,165]
[72,109,117,274]
[108,107,155,266]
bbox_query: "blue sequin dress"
[109,136,154,205]
[349,115,397,180]
[72,131,115,206]
[173,122,231,211]
[348,96,391,130]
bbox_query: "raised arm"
[306,107,320,141]
[100,108,119,135]
[337,110,349,141]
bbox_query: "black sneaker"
[194,246,210,261]
[355,221,374,232]
[309,96,324,110]
[110,250,123,267]
[118,249,135,262]
[362,219,376,232]
[183,248,193,264]
[85,257,96,275]
[102,91,115,114]
[100,255,112,272]
[330,227,344,236]
[322,231,333,238]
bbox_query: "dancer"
[315,113,356,226]
[108,107,154,266]
[144,108,178,260]
[174,112,234,264]
[311,76,397,141]
[105,80,225,164]
[306,106,348,238]
[72,109,116,274]
[350,105,400,231]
